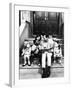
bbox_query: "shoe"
[42,68,47,78]
[22,64,26,67]
[46,66,51,77]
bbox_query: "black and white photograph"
[0,0,71,89]
[19,10,64,79]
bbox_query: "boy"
[39,39,53,78]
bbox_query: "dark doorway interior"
[33,11,64,38]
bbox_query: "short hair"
[46,35,48,38]
[56,41,59,43]
[48,32,53,36]
[58,45,61,49]
[41,32,45,36]
[33,40,36,44]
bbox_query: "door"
[33,11,59,36]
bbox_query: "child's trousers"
[24,55,30,65]
[42,52,52,68]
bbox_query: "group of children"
[21,34,62,78]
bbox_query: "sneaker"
[22,64,26,67]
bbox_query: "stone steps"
[19,66,64,79]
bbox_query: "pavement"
[19,58,64,79]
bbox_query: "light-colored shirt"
[22,47,31,55]
[47,38,54,49]
[31,44,37,51]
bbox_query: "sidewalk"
[19,59,64,79]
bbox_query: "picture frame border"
[9,3,70,87]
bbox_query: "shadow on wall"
[19,21,32,48]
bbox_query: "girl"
[22,43,31,66]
